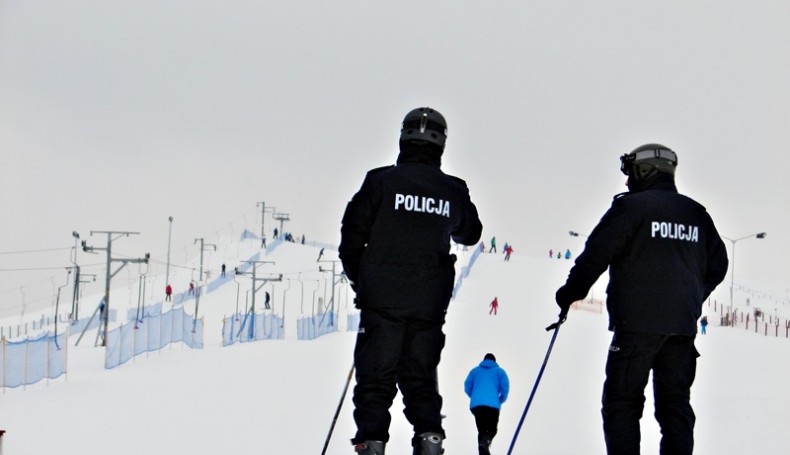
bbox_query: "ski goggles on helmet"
[620,147,677,176]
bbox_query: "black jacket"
[558,176,728,335]
[339,144,482,314]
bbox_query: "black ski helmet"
[400,107,447,148]
[620,143,678,181]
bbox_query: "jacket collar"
[397,141,442,167]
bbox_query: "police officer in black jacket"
[340,107,483,455]
[555,144,728,455]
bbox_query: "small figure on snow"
[700,315,708,335]
[165,284,173,302]
[464,353,510,455]
[564,249,572,260]
[504,245,514,261]
[221,263,226,278]
[489,236,497,253]
[489,297,499,315]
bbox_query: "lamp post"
[568,230,587,239]
[723,232,767,326]
[166,216,173,288]
[71,231,81,320]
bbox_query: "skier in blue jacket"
[464,353,510,455]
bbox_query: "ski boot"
[412,432,444,455]
[353,440,385,455]
[478,434,493,455]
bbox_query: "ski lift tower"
[82,231,149,347]
[318,260,347,315]
[235,261,281,339]
[273,212,290,237]
[257,201,275,245]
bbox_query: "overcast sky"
[1,1,788,314]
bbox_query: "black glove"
[555,285,576,320]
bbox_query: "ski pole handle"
[545,315,566,331]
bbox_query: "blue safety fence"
[2,305,115,342]
[347,312,360,333]
[105,307,203,369]
[125,251,266,323]
[205,252,259,294]
[1,331,68,390]
[264,238,284,254]
[240,229,259,241]
[451,241,484,300]
[76,308,118,330]
[221,311,284,346]
[126,302,164,321]
[297,311,337,340]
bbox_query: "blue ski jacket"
[464,359,510,410]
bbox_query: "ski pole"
[321,362,355,455]
[506,317,565,455]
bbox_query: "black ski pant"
[351,307,446,444]
[471,405,500,439]
[602,331,698,455]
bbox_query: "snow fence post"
[1,336,5,393]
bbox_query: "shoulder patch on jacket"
[613,191,630,201]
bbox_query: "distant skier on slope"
[464,353,509,455]
[339,107,483,455]
[504,245,514,261]
[489,297,499,315]
[554,144,728,455]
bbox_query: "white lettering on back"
[394,193,451,218]
[651,221,699,242]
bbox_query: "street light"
[166,216,173,288]
[71,231,81,320]
[723,232,767,326]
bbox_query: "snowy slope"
[1,241,789,455]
